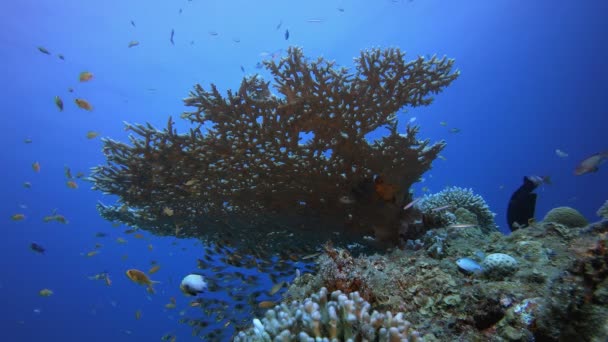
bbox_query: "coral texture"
[481,253,518,278]
[233,287,423,342]
[543,206,588,228]
[597,200,608,219]
[90,47,459,254]
[417,186,497,232]
[284,212,608,341]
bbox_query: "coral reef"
[283,216,608,341]
[597,200,608,219]
[233,287,422,341]
[535,226,608,341]
[417,186,498,233]
[542,206,588,228]
[90,46,460,255]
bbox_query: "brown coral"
[90,46,459,255]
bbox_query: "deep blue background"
[1,0,606,340]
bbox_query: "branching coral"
[233,287,423,342]
[417,186,498,233]
[90,46,459,254]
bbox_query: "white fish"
[555,149,568,158]
[180,274,207,296]
[456,258,483,273]
[409,117,416,123]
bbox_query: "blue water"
[2,0,607,340]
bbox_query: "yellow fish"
[11,214,25,221]
[258,301,275,309]
[268,281,284,295]
[75,98,93,111]
[39,288,53,296]
[135,309,142,320]
[126,269,160,293]
[79,71,93,82]
[148,265,161,274]
[86,131,100,139]
[86,250,99,257]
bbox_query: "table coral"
[90,46,459,254]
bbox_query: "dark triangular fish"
[507,176,539,231]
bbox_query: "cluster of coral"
[90,46,460,254]
[267,205,608,341]
[416,186,497,232]
[233,287,422,341]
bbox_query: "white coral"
[233,288,423,342]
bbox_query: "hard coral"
[90,46,459,255]
[543,206,588,228]
[417,186,498,233]
[233,287,423,342]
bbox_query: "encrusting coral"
[89,46,459,255]
[233,287,423,342]
[542,206,588,228]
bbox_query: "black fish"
[240,66,245,72]
[30,242,45,254]
[284,29,289,40]
[276,20,282,30]
[507,176,541,231]
[130,20,136,27]
[170,29,175,45]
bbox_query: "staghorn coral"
[233,287,423,342]
[543,206,588,228]
[417,186,498,233]
[89,46,459,254]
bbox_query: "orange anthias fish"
[574,151,608,175]
[374,175,397,202]
[79,71,93,82]
[32,162,40,172]
[126,269,160,293]
[75,99,93,111]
